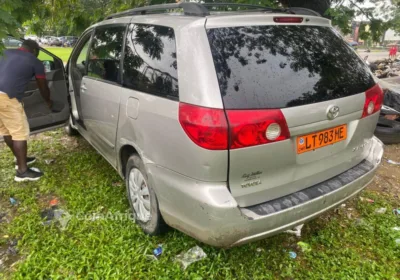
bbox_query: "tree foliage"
[0,0,399,47]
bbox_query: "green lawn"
[0,130,399,279]
[39,47,73,62]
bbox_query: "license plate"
[297,125,347,154]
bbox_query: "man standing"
[0,39,52,181]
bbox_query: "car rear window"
[207,25,375,109]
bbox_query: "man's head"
[21,40,40,57]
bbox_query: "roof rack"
[286,7,321,17]
[105,3,210,19]
[105,3,321,20]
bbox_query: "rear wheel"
[125,154,167,235]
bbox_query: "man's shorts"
[0,93,29,141]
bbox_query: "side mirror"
[42,60,55,72]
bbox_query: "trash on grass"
[289,251,297,259]
[297,242,311,253]
[44,159,55,165]
[285,224,303,237]
[40,208,71,230]
[9,198,17,206]
[153,245,163,258]
[393,226,400,231]
[256,248,263,253]
[360,197,374,203]
[393,209,400,216]
[375,207,387,214]
[387,159,400,165]
[175,245,207,270]
[49,198,59,207]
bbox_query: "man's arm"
[36,78,52,108]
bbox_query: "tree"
[1,0,400,49]
[0,0,43,50]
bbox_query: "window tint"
[123,24,178,99]
[207,26,375,109]
[88,26,125,83]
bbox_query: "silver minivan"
[22,3,384,247]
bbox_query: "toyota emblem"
[327,105,340,120]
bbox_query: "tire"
[125,154,168,235]
[374,116,400,144]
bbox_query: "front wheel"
[125,154,168,235]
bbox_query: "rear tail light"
[226,109,290,149]
[179,103,290,150]
[362,84,384,118]
[273,17,303,23]
[179,103,228,150]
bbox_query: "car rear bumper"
[148,136,383,247]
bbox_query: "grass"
[39,47,72,62]
[0,130,399,279]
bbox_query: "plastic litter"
[359,197,374,203]
[49,198,59,207]
[285,224,303,237]
[9,197,17,206]
[297,242,311,253]
[387,159,400,165]
[393,209,400,216]
[289,251,297,259]
[175,245,207,270]
[153,245,163,258]
[375,207,387,214]
[40,208,71,230]
[44,159,55,165]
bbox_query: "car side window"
[123,23,179,99]
[87,26,126,83]
[76,39,91,74]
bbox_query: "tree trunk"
[279,0,331,17]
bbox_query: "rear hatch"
[206,15,382,207]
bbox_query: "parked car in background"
[18,3,386,247]
[40,36,53,45]
[64,37,78,47]
[49,37,62,46]
[24,35,39,42]
[2,37,22,48]
[59,36,78,47]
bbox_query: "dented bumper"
[148,136,384,247]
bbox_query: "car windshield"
[207,25,375,109]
